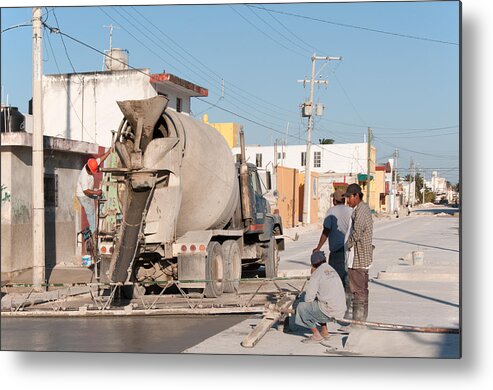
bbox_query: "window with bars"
[256,153,263,167]
[44,174,58,208]
[313,151,321,168]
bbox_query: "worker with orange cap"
[76,149,111,236]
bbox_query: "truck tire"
[204,242,225,298]
[263,237,279,279]
[222,240,241,293]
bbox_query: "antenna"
[103,24,120,70]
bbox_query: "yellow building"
[203,114,239,148]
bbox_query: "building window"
[313,151,321,168]
[301,152,306,166]
[176,97,182,113]
[44,174,58,208]
[277,152,286,160]
[256,153,263,167]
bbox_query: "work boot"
[352,300,365,323]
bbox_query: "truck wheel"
[222,240,241,293]
[204,242,225,298]
[263,237,279,279]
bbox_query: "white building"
[40,68,208,147]
[231,143,370,175]
[429,171,448,194]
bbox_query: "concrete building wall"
[1,133,98,280]
[206,119,239,148]
[42,70,156,148]
[42,69,201,149]
[232,143,369,175]
[276,166,299,228]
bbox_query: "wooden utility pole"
[367,127,372,206]
[298,53,341,225]
[391,149,399,213]
[32,7,45,290]
[412,161,417,205]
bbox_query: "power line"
[52,9,81,81]
[373,135,457,160]
[381,131,458,139]
[253,4,316,52]
[228,5,307,58]
[44,26,96,143]
[248,5,459,46]
[1,23,32,34]
[41,21,458,170]
[108,6,304,129]
[244,5,311,55]
[110,6,460,137]
[130,6,303,119]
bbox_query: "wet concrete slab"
[1,314,250,353]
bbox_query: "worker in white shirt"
[76,149,111,238]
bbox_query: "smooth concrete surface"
[1,315,248,353]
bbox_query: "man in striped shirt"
[344,183,373,322]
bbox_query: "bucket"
[412,251,424,266]
[82,255,92,267]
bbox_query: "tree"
[319,138,334,144]
[405,172,434,204]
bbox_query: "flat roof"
[150,73,208,97]
[1,132,99,154]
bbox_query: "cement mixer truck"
[98,96,284,298]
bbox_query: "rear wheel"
[223,240,241,293]
[204,242,225,298]
[263,237,279,279]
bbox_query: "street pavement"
[184,206,460,357]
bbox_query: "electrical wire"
[44,26,96,143]
[253,4,316,52]
[104,7,303,130]
[244,4,311,55]
[41,19,458,179]
[248,5,459,46]
[1,23,31,34]
[228,5,307,58]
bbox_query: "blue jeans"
[78,196,96,233]
[294,301,331,330]
[329,249,347,284]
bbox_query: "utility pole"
[367,127,372,207]
[412,161,417,205]
[298,53,342,225]
[274,138,278,168]
[408,157,413,207]
[422,169,426,204]
[32,7,45,291]
[391,149,399,213]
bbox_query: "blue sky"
[1,1,460,182]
